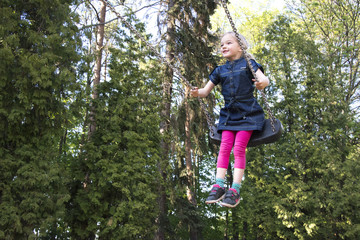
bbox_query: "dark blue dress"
[209,57,265,132]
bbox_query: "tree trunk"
[185,87,197,205]
[185,87,198,240]
[88,0,106,138]
[155,1,175,239]
[232,210,240,240]
[82,3,105,238]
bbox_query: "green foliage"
[1,0,359,239]
[64,13,163,239]
[0,0,80,238]
[159,1,222,238]
[242,9,360,239]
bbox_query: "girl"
[190,32,269,208]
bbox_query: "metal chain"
[104,0,217,136]
[220,0,276,131]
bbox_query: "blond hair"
[222,32,255,60]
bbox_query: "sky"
[232,0,286,11]
[210,0,287,33]
[260,0,286,11]
[129,0,287,44]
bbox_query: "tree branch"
[80,17,119,30]
[86,0,101,22]
[132,1,161,14]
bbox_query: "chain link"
[104,0,217,136]
[220,0,276,131]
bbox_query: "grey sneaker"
[220,189,240,208]
[205,185,226,204]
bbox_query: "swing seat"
[247,118,283,147]
[210,118,283,147]
[210,125,222,145]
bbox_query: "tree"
[153,0,176,238]
[293,0,360,106]
[0,0,80,238]
[64,10,163,239]
[244,8,360,239]
[270,1,360,238]
[88,0,106,138]
[171,1,219,238]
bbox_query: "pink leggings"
[217,130,253,169]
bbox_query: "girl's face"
[220,33,242,61]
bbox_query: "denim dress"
[209,57,265,132]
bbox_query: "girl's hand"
[190,87,199,97]
[252,69,270,90]
[189,81,215,98]
[252,77,269,90]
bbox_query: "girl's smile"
[220,33,243,61]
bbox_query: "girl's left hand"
[252,77,269,90]
[252,69,269,90]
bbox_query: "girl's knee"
[233,142,246,153]
[219,141,233,153]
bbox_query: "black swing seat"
[210,118,283,147]
[247,118,283,147]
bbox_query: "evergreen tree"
[64,12,163,239]
[160,0,220,239]
[0,0,80,238]
[245,10,360,239]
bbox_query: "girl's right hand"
[189,81,215,98]
[190,87,199,97]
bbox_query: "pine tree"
[64,11,163,239]
[244,9,360,239]
[0,0,80,238]
[159,0,220,239]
